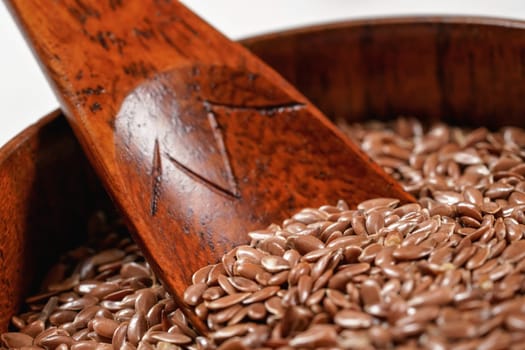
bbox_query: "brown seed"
[267,270,289,286]
[463,186,484,206]
[312,270,334,292]
[505,313,525,331]
[334,310,374,329]
[218,274,238,295]
[358,198,400,212]
[228,276,259,293]
[305,289,325,307]
[40,334,74,348]
[210,323,252,340]
[359,243,383,263]
[504,218,524,241]
[433,190,463,205]
[289,324,337,347]
[398,306,440,326]
[466,245,489,270]
[212,304,243,324]
[49,310,77,326]
[242,286,279,304]
[351,213,368,236]
[297,275,313,304]
[20,319,45,337]
[287,235,324,255]
[233,262,265,280]
[326,289,352,309]
[292,209,328,224]
[478,329,511,350]
[288,262,311,286]
[365,210,385,234]
[429,246,453,265]
[485,182,514,199]
[206,293,251,310]
[457,201,483,221]
[207,264,227,285]
[71,340,99,350]
[260,255,290,273]
[192,265,213,285]
[236,245,264,263]
[221,248,237,277]
[60,296,98,311]
[120,262,151,279]
[183,282,207,306]
[321,221,350,241]
[381,264,406,279]
[194,302,208,320]
[439,320,477,339]
[127,312,147,345]
[342,245,363,264]
[1,332,33,348]
[247,303,266,320]
[489,240,507,259]
[453,245,478,267]
[502,240,525,263]
[360,278,382,306]
[393,244,433,261]
[92,317,119,339]
[202,286,225,301]
[477,315,504,336]
[264,296,284,316]
[282,248,301,266]
[408,287,453,307]
[150,331,192,344]
[111,322,129,349]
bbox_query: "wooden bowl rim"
[0,110,62,164]
[240,15,525,46]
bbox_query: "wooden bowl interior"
[3,17,525,331]
[245,17,525,129]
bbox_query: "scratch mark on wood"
[164,152,240,200]
[150,138,162,216]
[207,111,240,198]
[204,100,305,116]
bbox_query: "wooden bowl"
[3,16,525,331]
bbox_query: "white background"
[2,1,525,147]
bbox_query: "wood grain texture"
[5,0,411,332]
[6,16,525,333]
[244,16,525,129]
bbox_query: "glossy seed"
[334,310,374,328]
[206,293,251,310]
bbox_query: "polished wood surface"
[244,16,525,129]
[5,0,411,331]
[4,16,525,332]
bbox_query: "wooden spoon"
[6,0,413,332]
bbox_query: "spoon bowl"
[6,0,412,331]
